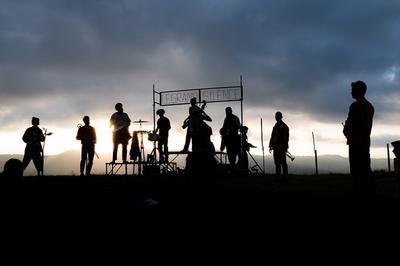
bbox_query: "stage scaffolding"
[151,76,244,171]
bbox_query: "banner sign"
[160,89,199,106]
[160,86,242,106]
[200,87,241,102]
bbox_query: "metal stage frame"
[105,76,263,175]
[151,76,244,169]
[167,151,228,165]
[105,161,177,176]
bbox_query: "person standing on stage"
[155,109,171,162]
[110,103,131,163]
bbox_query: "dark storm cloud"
[1,0,400,127]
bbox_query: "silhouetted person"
[190,104,213,153]
[269,112,289,181]
[1,158,23,180]
[22,117,45,176]
[181,97,203,152]
[155,109,171,162]
[220,107,241,171]
[185,104,216,191]
[76,116,97,176]
[110,103,131,163]
[238,126,256,176]
[343,80,375,199]
[130,131,141,162]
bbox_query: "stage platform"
[166,151,227,164]
[105,161,177,175]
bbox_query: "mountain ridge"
[0,150,391,175]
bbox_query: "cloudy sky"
[1,0,400,158]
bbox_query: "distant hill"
[0,150,111,176]
[0,151,391,176]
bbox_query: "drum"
[148,132,161,141]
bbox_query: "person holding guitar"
[109,103,131,163]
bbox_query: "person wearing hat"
[22,117,45,176]
[155,109,171,162]
[343,80,375,198]
[76,116,97,176]
[269,111,289,181]
[110,103,131,163]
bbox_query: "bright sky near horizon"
[1,0,400,159]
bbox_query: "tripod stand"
[133,119,149,163]
[246,150,264,174]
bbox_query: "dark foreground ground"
[2,172,399,215]
[2,173,400,253]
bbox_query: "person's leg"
[226,144,235,166]
[157,140,163,161]
[282,155,288,179]
[275,164,281,176]
[22,151,31,170]
[358,145,375,199]
[86,145,94,176]
[349,145,368,199]
[80,145,87,175]
[122,143,127,162]
[182,131,191,152]
[32,152,43,176]
[112,142,118,162]
[164,138,169,162]
[273,150,281,177]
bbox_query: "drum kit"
[132,119,160,161]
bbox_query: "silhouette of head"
[190,98,197,106]
[351,80,367,99]
[115,103,123,113]
[83,116,90,125]
[3,158,23,178]
[275,112,283,121]
[240,126,248,134]
[219,127,229,136]
[31,117,40,126]
[156,109,165,116]
[225,107,233,116]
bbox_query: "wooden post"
[387,143,391,173]
[312,132,318,176]
[261,118,265,174]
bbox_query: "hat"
[31,117,40,125]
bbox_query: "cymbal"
[133,120,149,123]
